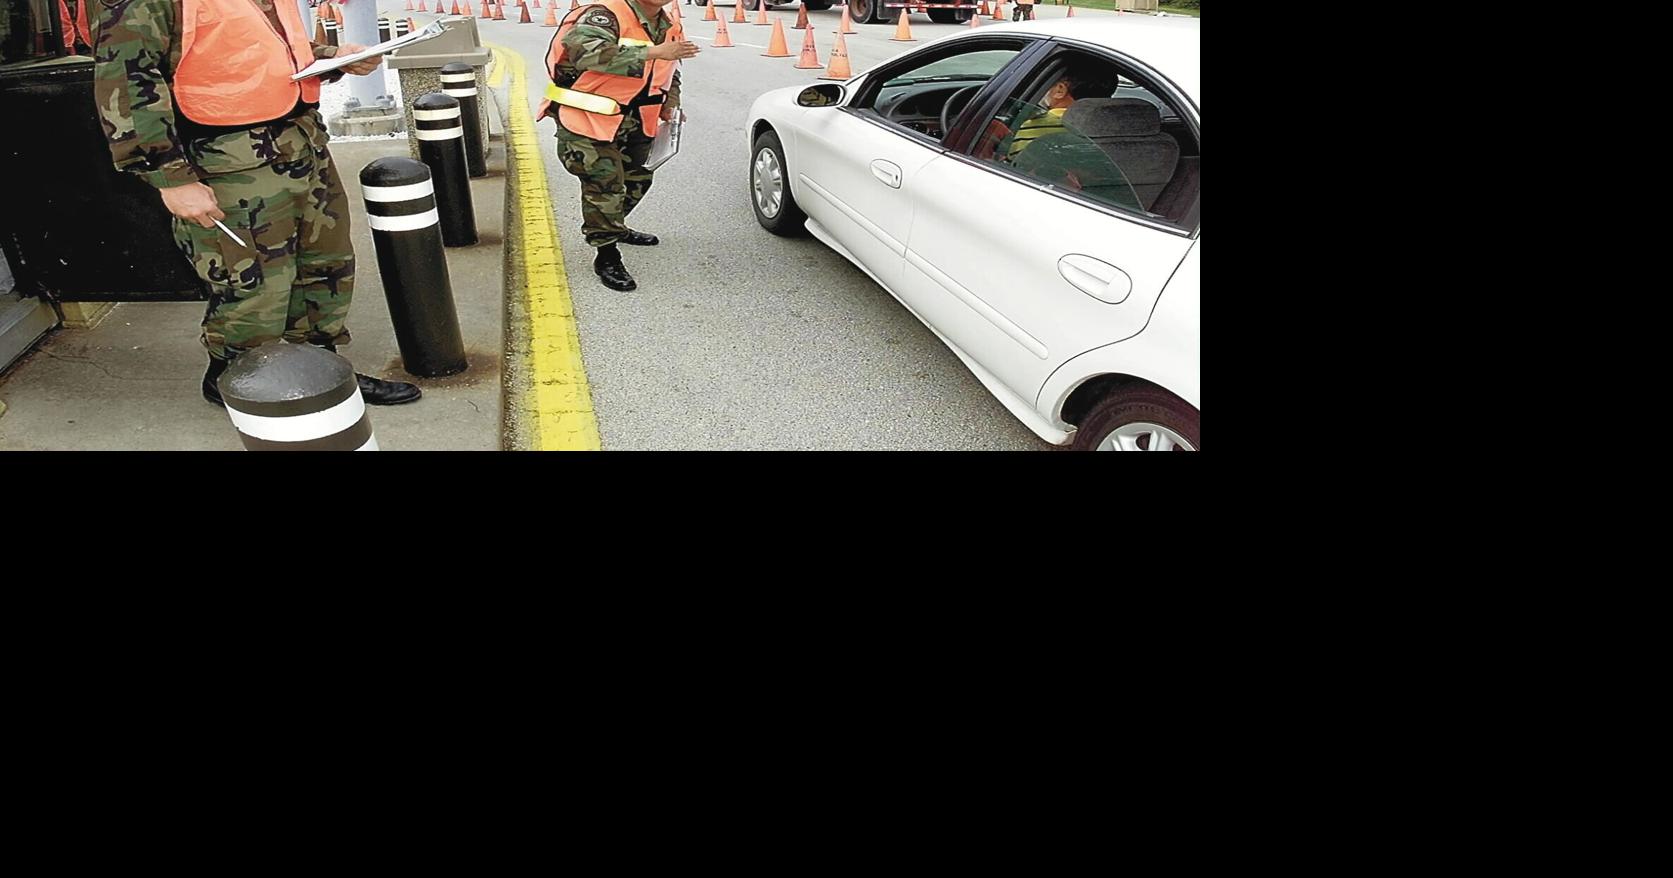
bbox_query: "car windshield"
[882,50,1018,87]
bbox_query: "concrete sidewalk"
[0,139,507,451]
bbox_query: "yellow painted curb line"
[487,43,601,451]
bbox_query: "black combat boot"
[202,354,231,406]
[593,244,637,291]
[619,229,659,246]
[315,342,422,405]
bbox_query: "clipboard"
[645,114,684,171]
[290,19,450,80]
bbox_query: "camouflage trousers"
[176,111,355,360]
[555,110,656,248]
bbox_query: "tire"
[694,0,708,6]
[751,130,808,237]
[804,0,833,8]
[850,0,884,24]
[928,8,970,23]
[1071,386,1200,451]
[744,0,762,10]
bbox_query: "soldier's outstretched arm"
[92,0,200,189]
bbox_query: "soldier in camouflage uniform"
[549,0,698,291]
[93,0,421,406]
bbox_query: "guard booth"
[0,0,201,373]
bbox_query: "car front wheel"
[751,129,808,236]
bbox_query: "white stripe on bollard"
[414,108,463,121]
[363,180,437,202]
[225,393,366,442]
[415,128,464,141]
[366,209,441,231]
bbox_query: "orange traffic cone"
[481,1,492,17]
[463,0,473,14]
[405,0,413,11]
[519,3,532,21]
[793,24,821,68]
[533,0,541,6]
[968,12,980,26]
[835,4,855,34]
[733,1,747,23]
[409,16,419,30]
[755,2,770,24]
[494,3,507,19]
[793,1,809,29]
[449,0,460,14]
[977,0,988,13]
[704,1,718,19]
[543,5,558,24]
[762,19,790,54]
[991,1,1003,21]
[1066,4,1075,15]
[889,9,914,40]
[820,31,850,80]
[571,0,579,8]
[418,0,428,12]
[713,15,734,46]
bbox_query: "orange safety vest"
[174,0,322,126]
[537,0,681,141]
[58,0,92,51]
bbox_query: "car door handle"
[1058,254,1133,304]
[871,160,902,189]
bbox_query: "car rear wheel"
[751,130,808,237]
[1071,386,1200,451]
[804,0,833,8]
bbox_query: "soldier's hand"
[649,39,700,62]
[335,44,384,76]
[160,182,226,229]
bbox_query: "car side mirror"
[796,84,846,108]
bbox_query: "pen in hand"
[213,219,247,248]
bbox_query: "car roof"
[960,17,1200,110]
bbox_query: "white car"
[746,17,1200,450]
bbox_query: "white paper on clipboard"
[645,115,684,171]
[290,19,449,81]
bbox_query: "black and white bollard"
[395,17,411,37]
[359,157,468,378]
[412,92,478,247]
[440,62,487,178]
[219,345,378,451]
[322,18,340,47]
[378,16,393,43]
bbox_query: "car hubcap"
[754,148,783,219]
[1098,422,1195,451]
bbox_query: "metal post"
[413,93,478,246]
[219,345,380,451]
[342,0,390,107]
[359,158,469,377]
[440,62,486,178]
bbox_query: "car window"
[859,45,1024,141]
[968,52,1199,229]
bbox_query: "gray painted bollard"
[219,345,378,451]
[360,157,468,378]
[441,62,487,178]
[413,92,478,247]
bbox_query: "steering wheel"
[940,86,982,140]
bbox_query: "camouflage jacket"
[556,0,680,111]
[93,0,341,189]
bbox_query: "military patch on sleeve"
[583,8,617,29]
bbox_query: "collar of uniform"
[624,0,666,30]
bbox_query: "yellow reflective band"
[618,37,653,48]
[545,84,622,116]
